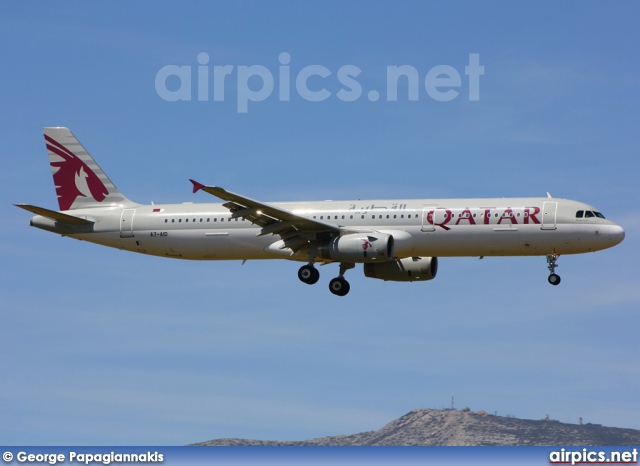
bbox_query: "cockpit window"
[577,210,605,219]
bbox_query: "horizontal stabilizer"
[14,204,94,226]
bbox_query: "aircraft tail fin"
[43,127,136,211]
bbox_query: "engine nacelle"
[318,233,394,263]
[364,256,438,282]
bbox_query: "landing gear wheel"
[546,253,561,286]
[548,273,561,286]
[298,265,320,285]
[329,277,350,296]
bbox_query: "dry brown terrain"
[192,409,640,446]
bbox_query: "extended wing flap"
[15,204,95,226]
[258,220,297,236]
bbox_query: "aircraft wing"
[190,180,339,253]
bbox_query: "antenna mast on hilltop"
[451,396,455,410]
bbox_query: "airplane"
[16,127,625,296]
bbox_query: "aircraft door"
[541,202,557,230]
[120,209,135,237]
[421,207,435,231]
[422,208,451,232]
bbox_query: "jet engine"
[363,256,438,282]
[317,233,394,263]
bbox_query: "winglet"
[190,179,205,194]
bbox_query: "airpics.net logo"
[154,52,484,113]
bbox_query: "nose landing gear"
[546,253,561,285]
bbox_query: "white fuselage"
[31,196,625,262]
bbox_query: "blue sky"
[2,1,639,445]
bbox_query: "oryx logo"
[45,135,109,210]
[362,239,373,250]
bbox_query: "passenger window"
[172,219,175,223]
[164,219,168,223]
[350,215,353,219]
[576,210,584,218]
[585,211,595,218]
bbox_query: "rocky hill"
[192,409,640,446]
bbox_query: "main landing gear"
[546,253,561,286]
[298,264,320,284]
[328,277,350,296]
[297,262,354,296]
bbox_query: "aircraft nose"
[608,224,625,245]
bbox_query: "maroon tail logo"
[45,135,109,211]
